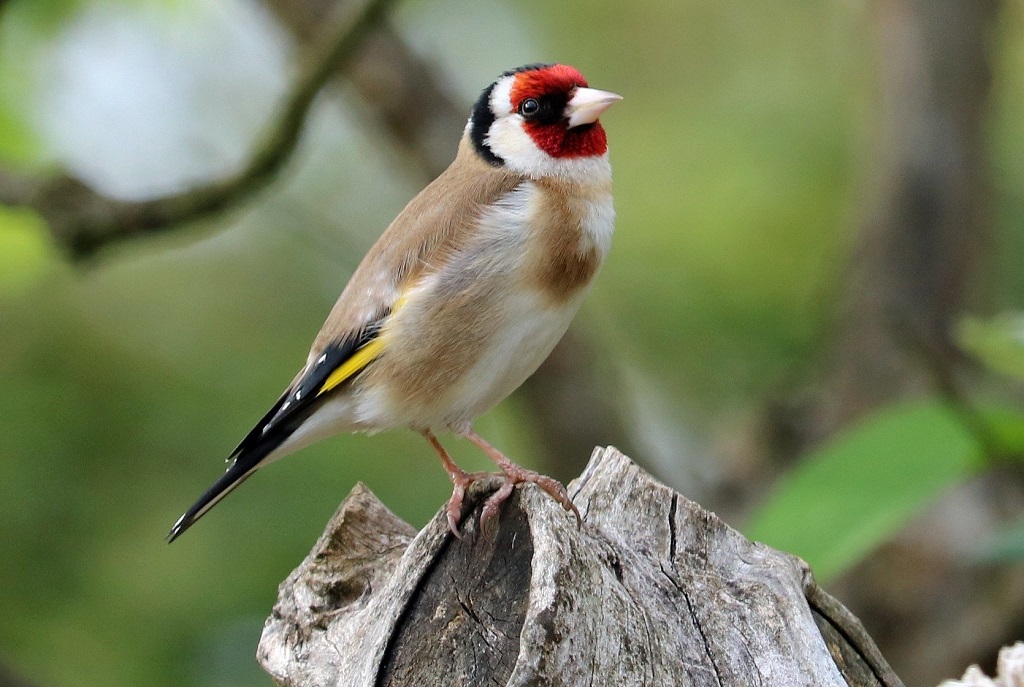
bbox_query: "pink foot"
[422,428,582,537]
[479,479,515,534]
[421,429,494,538]
[466,430,582,531]
[443,465,499,538]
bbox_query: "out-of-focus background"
[1,0,1022,685]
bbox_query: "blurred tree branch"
[744,0,1001,499]
[0,662,38,687]
[0,0,398,258]
[0,0,635,475]
[810,0,998,437]
[263,0,465,179]
[751,2,1022,686]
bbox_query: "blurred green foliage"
[747,308,1024,577]
[0,208,53,293]
[980,403,1024,459]
[0,0,62,167]
[746,401,984,582]
[958,313,1024,381]
[0,0,1023,686]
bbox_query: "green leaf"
[957,313,1024,381]
[745,400,983,582]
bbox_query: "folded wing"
[166,315,388,542]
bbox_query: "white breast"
[441,288,585,430]
[352,178,612,432]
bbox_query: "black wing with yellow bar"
[167,315,388,542]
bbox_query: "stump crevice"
[258,447,904,687]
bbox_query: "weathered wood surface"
[258,447,904,686]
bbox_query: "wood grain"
[258,448,905,686]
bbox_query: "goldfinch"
[168,63,621,542]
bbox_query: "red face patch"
[509,65,608,160]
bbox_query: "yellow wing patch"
[316,290,410,397]
[317,337,386,396]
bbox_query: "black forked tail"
[167,332,383,543]
[167,464,253,543]
[167,443,273,543]
[167,391,319,543]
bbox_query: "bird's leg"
[463,429,582,531]
[420,429,493,538]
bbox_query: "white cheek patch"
[485,74,548,173]
[489,124,614,183]
[489,75,514,117]
[481,73,616,182]
[487,118,548,173]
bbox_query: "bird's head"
[469,64,622,180]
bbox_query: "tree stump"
[257,447,904,686]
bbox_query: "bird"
[168,63,621,542]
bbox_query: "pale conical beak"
[565,87,623,128]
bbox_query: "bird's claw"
[501,464,582,528]
[446,482,466,540]
[444,469,497,539]
[479,480,515,534]
[444,466,580,537]
[476,463,582,534]
[433,429,581,537]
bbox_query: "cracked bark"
[258,448,903,686]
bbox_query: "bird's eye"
[518,98,540,117]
